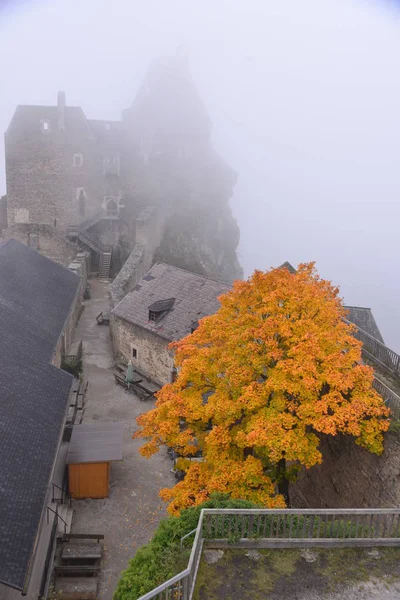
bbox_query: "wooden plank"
[55,577,98,600]
[67,422,123,463]
[62,533,104,542]
[54,565,101,574]
[61,544,102,560]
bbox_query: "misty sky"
[1,0,400,349]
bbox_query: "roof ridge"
[344,305,372,311]
[153,261,232,287]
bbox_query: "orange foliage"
[135,263,390,514]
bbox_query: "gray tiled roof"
[345,306,385,344]
[0,239,80,591]
[112,263,231,341]
[6,105,94,139]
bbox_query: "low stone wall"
[109,205,168,307]
[2,222,78,267]
[291,430,400,509]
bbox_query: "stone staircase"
[99,251,112,279]
[67,225,112,278]
[54,534,103,600]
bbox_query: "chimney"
[57,91,66,130]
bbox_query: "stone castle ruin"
[3,54,242,300]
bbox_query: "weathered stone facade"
[4,54,242,283]
[2,222,78,266]
[111,316,174,386]
[291,431,400,509]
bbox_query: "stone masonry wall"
[110,316,174,386]
[5,127,103,230]
[2,223,79,267]
[291,431,400,509]
[109,205,168,307]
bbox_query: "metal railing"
[345,319,400,377]
[51,482,72,508]
[373,376,400,419]
[137,508,400,600]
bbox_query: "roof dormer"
[148,298,175,323]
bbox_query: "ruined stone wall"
[109,205,168,307]
[2,223,79,267]
[291,431,400,509]
[110,315,174,386]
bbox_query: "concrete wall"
[1,223,79,267]
[291,431,400,509]
[111,316,174,386]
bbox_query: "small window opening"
[28,233,40,249]
[41,119,51,133]
[149,311,157,323]
[73,153,83,168]
[132,348,137,359]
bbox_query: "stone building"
[3,53,242,283]
[111,262,230,385]
[0,239,81,600]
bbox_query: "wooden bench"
[54,565,101,575]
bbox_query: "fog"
[1,0,400,349]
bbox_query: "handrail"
[47,505,68,535]
[372,376,400,419]
[136,508,400,600]
[345,319,400,378]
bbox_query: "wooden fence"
[137,508,400,600]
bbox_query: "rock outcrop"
[122,54,242,283]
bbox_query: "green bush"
[60,360,83,378]
[113,494,258,600]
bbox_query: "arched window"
[106,197,118,217]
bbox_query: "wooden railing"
[136,508,400,600]
[345,319,400,377]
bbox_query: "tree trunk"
[277,457,290,506]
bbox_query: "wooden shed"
[67,422,123,499]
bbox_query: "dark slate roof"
[112,263,230,341]
[6,105,94,140]
[345,306,385,344]
[0,239,80,591]
[278,261,297,274]
[148,298,176,313]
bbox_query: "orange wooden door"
[69,462,109,498]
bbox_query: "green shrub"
[61,360,83,378]
[113,494,258,600]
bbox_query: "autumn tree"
[135,264,390,515]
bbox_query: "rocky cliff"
[122,54,242,283]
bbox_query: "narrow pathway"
[70,279,174,599]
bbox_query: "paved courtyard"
[71,279,175,599]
